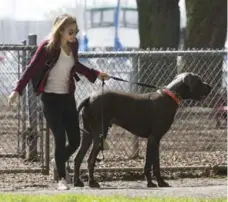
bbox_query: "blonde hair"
[46,14,77,51]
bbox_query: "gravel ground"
[1,178,227,199]
[0,107,227,199]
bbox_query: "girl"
[8,14,110,190]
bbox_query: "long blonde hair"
[46,14,77,52]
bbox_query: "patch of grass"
[0,194,226,202]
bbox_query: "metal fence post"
[42,121,50,175]
[27,34,38,161]
[130,55,139,159]
[20,40,27,159]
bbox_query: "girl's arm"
[14,40,48,95]
[72,39,101,83]
[75,61,100,83]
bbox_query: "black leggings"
[41,92,80,179]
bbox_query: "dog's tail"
[77,97,90,135]
[78,96,90,113]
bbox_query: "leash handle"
[102,79,105,87]
[110,76,158,89]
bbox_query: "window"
[88,10,102,28]
[122,9,138,29]
[86,7,138,29]
[102,10,114,27]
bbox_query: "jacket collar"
[46,39,78,64]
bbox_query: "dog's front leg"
[144,135,157,188]
[152,140,170,187]
[74,133,92,187]
[87,135,101,188]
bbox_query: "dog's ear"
[182,73,199,92]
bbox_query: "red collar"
[162,89,181,105]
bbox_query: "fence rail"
[0,39,227,181]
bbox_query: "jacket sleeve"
[14,40,48,95]
[73,39,100,83]
[76,61,100,83]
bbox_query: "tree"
[184,0,227,50]
[136,0,180,92]
[181,0,227,106]
[131,0,180,159]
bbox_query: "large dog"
[73,72,211,188]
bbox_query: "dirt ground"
[0,177,227,199]
[0,105,227,199]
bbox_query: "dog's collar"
[157,89,181,105]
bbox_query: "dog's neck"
[157,89,181,105]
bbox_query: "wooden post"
[26,34,38,161]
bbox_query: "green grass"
[0,194,226,202]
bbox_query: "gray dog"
[73,72,211,188]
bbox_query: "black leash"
[97,76,159,163]
[110,76,159,89]
[100,79,105,161]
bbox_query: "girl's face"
[60,23,78,43]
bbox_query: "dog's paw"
[158,181,170,187]
[73,179,84,187]
[147,182,157,188]
[89,180,100,188]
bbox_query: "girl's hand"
[98,72,110,81]
[8,91,19,108]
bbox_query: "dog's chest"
[106,93,177,137]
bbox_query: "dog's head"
[166,72,212,101]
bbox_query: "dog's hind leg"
[87,128,108,188]
[73,132,92,187]
[144,135,158,188]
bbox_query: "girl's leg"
[41,93,68,182]
[62,94,81,161]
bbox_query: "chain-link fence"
[0,40,227,187]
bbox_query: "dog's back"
[74,72,212,189]
[79,89,178,138]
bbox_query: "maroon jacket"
[14,39,100,96]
